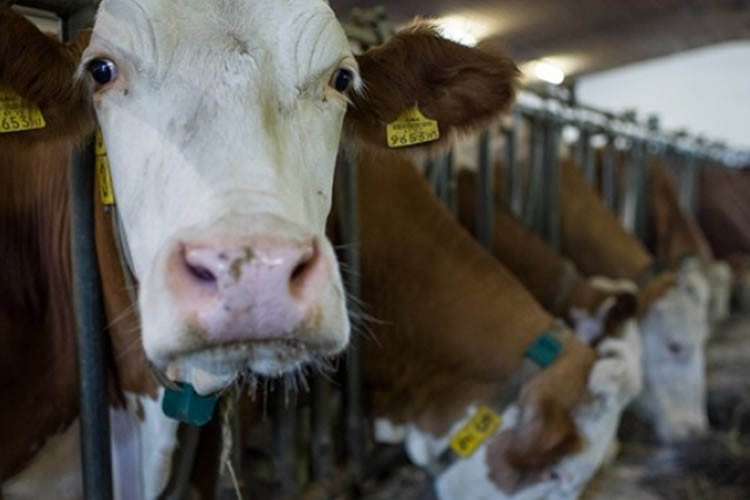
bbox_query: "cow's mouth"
[152,338,320,396]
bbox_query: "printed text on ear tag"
[449,406,503,458]
[95,128,115,206]
[0,86,46,134]
[386,106,440,148]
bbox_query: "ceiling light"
[532,60,565,85]
[435,16,483,47]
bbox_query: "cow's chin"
[162,338,343,396]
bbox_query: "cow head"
[633,266,711,442]
[80,0,518,394]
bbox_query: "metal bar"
[620,142,641,233]
[504,114,522,217]
[679,154,698,215]
[540,116,561,250]
[443,151,456,215]
[65,6,113,500]
[524,115,544,231]
[272,382,297,500]
[476,130,494,249]
[309,374,332,485]
[336,150,366,491]
[601,136,617,211]
[70,139,114,500]
[580,128,596,185]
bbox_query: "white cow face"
[81,0,356,392]
[633,267,711,442]
[79,1,520,394]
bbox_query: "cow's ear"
[343,23,519,156]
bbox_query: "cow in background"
[643,159,731,325]
[558,159,710,442]
[337,152,642,499]
[1,3,521,497]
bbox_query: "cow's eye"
[330,68,354,93]
[87,59,118,86]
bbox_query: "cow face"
[80,0,518,394]
[633,266,711,442]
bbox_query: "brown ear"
[0,6,94,142]
[505,398,581,470]
[344,23,519,155]
[598,291,638,345]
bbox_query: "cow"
[455,168,638,339]
[0,3,520,498]
[558,158,711,442]
[642,159,731,325]
[339,151,642,499]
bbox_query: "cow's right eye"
[87,59,118,86]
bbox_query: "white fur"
[4,392,177,500]
[631,266,710,441]
[4,420,83,500]
[82,0,354,389]
[374,324,642,500]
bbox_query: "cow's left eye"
[330,68,354,93]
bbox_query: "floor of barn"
[233,314,750,500]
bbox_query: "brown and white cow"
[340,151,642,499]
[558,159,710,442]
[455,168,638,340]
[644,159,731,324]
[1,3,519,498]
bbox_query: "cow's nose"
[168,236,327,342]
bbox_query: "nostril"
[289,240,321,295]
[667,342,682,355]
[186,261,217,283]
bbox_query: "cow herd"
[1,2,749,499]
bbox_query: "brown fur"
[558,159,676,315]
[0,6,93,144]
[344,23,519,156]
[457,168,622,321]
[339,150,595,471]
[646,159,713,264]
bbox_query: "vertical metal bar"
[443,150,456,215]
[580,128,596,185]
[504,113,522,216]
[476,130,494,249]
[601,135,617,211]
[272,383,297,500]
[540,117,561,250]
[336,151,365,490]
[70,139,114,500]
[65,7,114,500]
[524,114,544,231]
[679,154,698,215]
[620,141,642,233]
[309,374,332,484]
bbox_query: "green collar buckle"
[162,383,219,426]
[524,332,563,368]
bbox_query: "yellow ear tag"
[95,128,115,206]
[0,86,46,134]
[386,106,440,148]
[449,406,503,458]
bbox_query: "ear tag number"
[449,406,502,458]
[95,128,115,206]
[0,86,46,133]
[386,106,440,148]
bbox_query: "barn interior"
[3,0,750,499]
